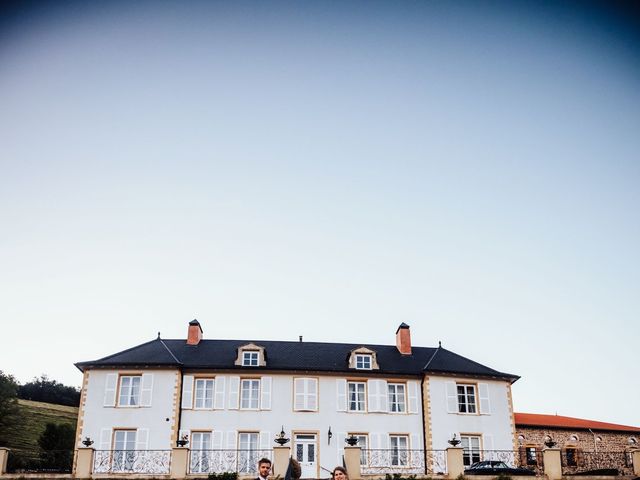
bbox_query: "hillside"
[1,399,78,452]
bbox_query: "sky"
[1,1,639,427]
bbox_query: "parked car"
[464,461,536,476]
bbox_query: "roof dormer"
[234,343,267,367]
[348,346,380,370]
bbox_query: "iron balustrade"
[481,450,542,475]
[6,449,74,473]
[560,450,635,476]
[360,449,447,475]
[188,449,273,474]
[93,449,171,474]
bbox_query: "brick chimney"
[187,319,203,345]
[396,323,411,355]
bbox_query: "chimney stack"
[396,323,411,355]
[187,319,203,345]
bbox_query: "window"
[118,376,141,407]
[238,433,259,473]
[388,383,406,413]
[190,432,212,473]
[349,434,368,465]
[355,354,372,370]
[457,384,477,414]
[525,447,538,466]
[243,351,259,367]
[390,435,408,466]
[113,430,136,471]
[565,448,578,467]
[194,379,215,409]
[240,379,260,409]
[461,435,481,466]
[294,378,318,411]
[348,382,366,412]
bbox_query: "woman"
[332,466,349,480]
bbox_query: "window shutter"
[367,379,379,412]
[478,383,491,414]
[260,376,272,410]
[378,380,388,412]
[308,378,318,411]
[259,431,271,450]
[337,432,346,464]
[99,428,112,450]
[408,381,419,413]
[379,433,389,450]
[411,434,420,450]
[103,374,117,407]
[370,433,382,466]
[294,378,305,410]
[212,431,223,449]
[226,431,237,449]
[228,376,240,409]
[336,379,347,411]
[136,428,149,450]
[445,381,457,413]
[140,374,153,407]
[484,434,494,459]
[214,376,226,410]
[182,375,194,409]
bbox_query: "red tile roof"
[515,413,640,433]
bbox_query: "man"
[257,458,271,480]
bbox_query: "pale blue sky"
[1,1,638,426]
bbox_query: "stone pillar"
[343,446,361,480]
[446,447,464,478]
[74,448,94,479]
[542,448,562,480]
[170,447,189,480]
[632,449,640,476]
[0,448,9,475]
[272,446,291,478]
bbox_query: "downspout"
[176,368,184,447]
[588,429,598,454]
[421,375,427,475]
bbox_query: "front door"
[295,434,317,478]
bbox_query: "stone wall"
[516,426,639,451]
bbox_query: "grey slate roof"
[75,338,519,382]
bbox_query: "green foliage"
[208,472,238,480]
[38,422,76,450]
[455,474,467,480]
[384,474,418,480]
[18,375,80,407]
[0,371,20,445]
[494,474,512,480]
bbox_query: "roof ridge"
[159,338,182,364]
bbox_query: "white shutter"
[260,377,272,410]
[484,434,494,459]
[212,431,223,449]
[337,432,346,464]
[408,381,419,413]
[478,383,491,414]
[228,376,240,409]
[411,433,420,450]
[99,428,112,450]
[308,378,318,411]
[294,378,305,410]
[378,380,388,412]
[379,433,389,450]
[214,376,226,409]
[336,379,347,411]
[367,379,379,412]
[260,431,271,449]
[445,381,458,413]
[136,428,149,450]
[182,375,194,409]
[226,431,237,449]
[140,374,153,407]
[103,374,117,407]
[370,433,383,466]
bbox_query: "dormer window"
[355,354,372,370]
[235,343,266,367]
[243,351,259,367]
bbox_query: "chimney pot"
[396,322,411,355]
[187,319,203,345]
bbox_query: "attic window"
[355,354,372,370]
[243,351,259,367]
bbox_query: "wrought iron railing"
[482,449,542,475]
[93,449,171,474]
[189,449,273,474]
[360,449,446,475]
[6,449,74,473]
[560,450,634,476]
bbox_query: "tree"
[18,375,80,407]
[0,371,19,445]
[38,423,76,472]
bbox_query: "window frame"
[194,378,215,409]
[388,383,406,413]
[460,435,482,466]
[238,432,260,474]
[389,435,409,466]
[112,429,137,472]
[242,351,259,367]
[190,431,213,473]
[347,381,366,412]
[349,433,369,466]
[117,375,142,407]
[457,384,477,414]
[355,354,372,370]
[293,377,318,412]
[240,378,261,410]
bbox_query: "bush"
[494,474,512,480]
[384,474,418,480]
[208,472,238,480]
[18,375,80,407]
